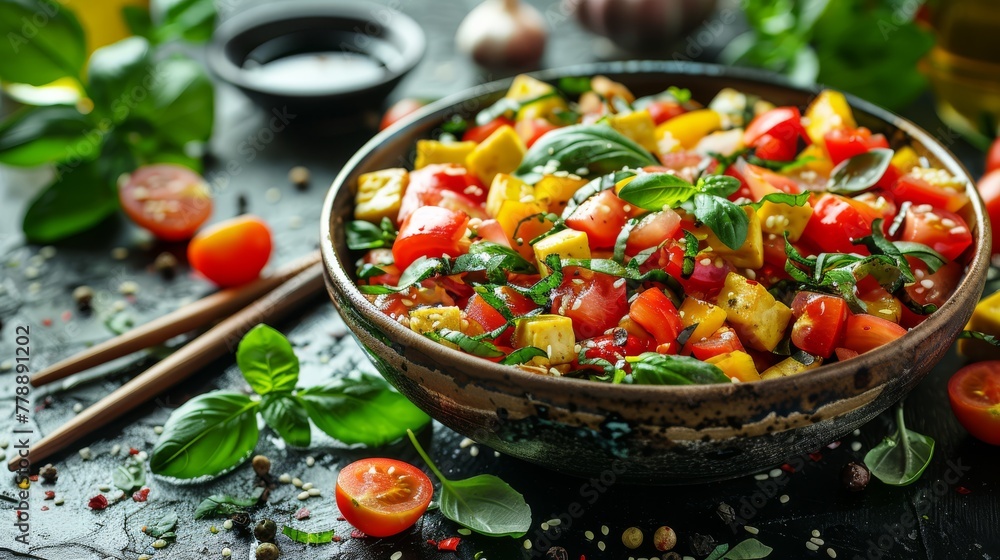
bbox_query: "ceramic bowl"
[320,61,990,483]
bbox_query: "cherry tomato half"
[948,362,1000,445]
[119,164,213,241]
[335,458,434,537]
[187,215,272,287]
[977,169,1000,255]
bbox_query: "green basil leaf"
[358,256,449,295]
[853,218,914,283]
[260,393,311,447]
[697,174,742,198]
[452,241,537,281]
[0,105,94,166]
[894,241,946,274]
[236,324,299,395]
[298,374,429,446]
[87,36,153,124]
[194,488,264,519]
[827,148,894,195]
[425,329,505,358]
[512,254,564,305]
[561,257,685,297]
[151,0,217,43]
[22,161,119,243]
[122,5,153,39]
[681,229,698,278]
[145,512,178,538]
[691,193,749,250]
[500,347,547,365]
[958,330,1000,347]
[408,430,531,538]
[746,192,811,210]
[135,56,215,149]
[613,215,643,263]
[557,76,591,95]
[617,172,699,211]
[113,460,146,492]
[705,543,731,560]
[864,404,935,486]
[346,218,397,250]
[150,391,260,479]
[282,526,335,544]
[628,352,730,385]
[0,0,86,86]
[516,124,657,184]
[357,263,386,280]
[722,538,774,559]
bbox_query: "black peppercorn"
[545,546,569,560]
[689,533,717,556]
[254,518,277,543]
[842,461,871,492]
[230,512,252,534]
[256,542,279,560]
[39,464,58,483]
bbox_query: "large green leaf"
[21,161,119,243]
[134,56,214,149]
[150,391,260,479]
[0,105,92,166]
[0,0,86,85]
[298,374,430,446]
[236,324,299,395]
[151,0,216,43]
[260,393,311,448]
[515,124,657,184]
[87,36,153,123]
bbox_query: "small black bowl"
[207,1,425,114]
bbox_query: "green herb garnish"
[864,402,935,486]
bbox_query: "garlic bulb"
[456,0,547,68]
[570,0,718,53]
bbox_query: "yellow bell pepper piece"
[717,272,792,352]
[804,90,856,147]
[760,355,823,380]
[415,140,477,169]
[706,351,761,383]
[535,174,588,214]
[609,110,658,152]
[354,168,408,223]
[533,229,590,276]
[699,206,764,269]
[466,125,526,185]
[655,109,722,150]
[756,199,813,242]
[958,290,1000,360]
[679,297,728,347]
[514,314,576,366]
[891,146,921,175]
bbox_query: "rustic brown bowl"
[320,61,990,483]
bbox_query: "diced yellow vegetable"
[535,174,588,214]
[655,109,722,149]
[756,199,813,242]
[466,125,526,185]
[514,314,576,366]
[414,140,477,169]
[486,174,533,217]
[679,297,727,346]
[533,228,590,276]
[717,272,792,352]
[518,95,568,122]
[354,168,408,223]
[609,110,658,152]
[409,306,463,342]
[799,144,834,176]
[700,206,764,269]
[694,128,746,158]
[891,146,921,175]
[958,290,1000,360]
[506,74,555,101]
[760,355,823,380]
[511,214,557,261]
[706,351,761,383]
[804,90,856,147]
[497,198,547,240]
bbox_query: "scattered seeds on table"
[119,281,139,295]
[98,485,110,492]
[79,447,92,460]
[24,267,39,279]
[301,482,313,491]
[601,525,609,536]
[827,547,838,558]
[523,539,532,549]
[0,438,8,449]
[289,166,310,188]
[811,537,825,546]
[744,525,759,535]
[754,473,769,481]
[256,543,279,560]
[39,246,56,259]
[850,441,863,452]
[154,252,178,278]
[292,477,303,487]
[72,403,83,413]
[222,548,232,557]
[841,462,870,492]
[812,529,821,538]
[470,446,480,457]
[305,456,315,467]
[597,540,606,551]
[265,188,281,203]
[137,451,148,461]
[289,215,303,229]
[254,519,278,543]
[460,438,474,448]
[716,502,737,525]
[152,539,168,549]
[390,552,402,560]
[308,488,320,496]
[622,526,643,549]
[780,494,790,504]
[278,473,291,484]
[54,496,64,506]
[297,491,309,501]
[584,530,594,541]
[654,526,677,551]
[223,520,234,530]
[769,468,782,478]
[73,286,94,310]
[294,507,310,520]
[662,553,682,560]
[252,455,271,477]
[210,526,218,534]
[852,429,862,436]
[806,541,820,551]
[153,426,164,435]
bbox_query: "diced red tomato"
[463,117,514,144]
[840,313,908,354]
[551,268,628,339]
[465,293,508,341]
[823,126,890,165]
[725,164,753,201]
[948,362,1000,445]
[628,288,683,346]
[835,347,860,361]
[360,249,401,286]
[744,107,809,162]
[690,327,745,361]
[735,160,803,200]
[475,219,512,248]
[625,209,681,255]
[977,169,1000,254]
[393,206,470,270]
[790,292,849,358]
[801,194,882,254]
[581,330,650,366]
[891,172,969,213]
[437,537,462,552]
[901,204,972,261]
[515,118,559,147]
[398,164,485,225]
[565,189,629,249]
[900,259,963,329]
[650,243,732,299]
[645,152,707,184]
[646,100,687,125]
[853,190,897,224]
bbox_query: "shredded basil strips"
[346,217,396,250]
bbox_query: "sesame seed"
[111,247,128,260]
[950,226,966,235]
[297,491,310,500]
[222,548,232,557]
[827,548,838,558]
[851,441,863,452]
[292,477,303,487]
[470,446,480,457]
[79,447,92,460]
[806,541,820,551]
[265,188,282,203]
[524,539,532,549]
[308,488,321,496]
[812,529,821,538]
[598,541,606,551]
[110,444,120,455]
[585,530,595,540]
[153,426,164,435]
[152,539,167,549]
[391,552,402,560]
[613,278,626,289]
[769,468,782,478]
[700,258,712,266]
[878,309,894,315]
[941,218,957,228]
[601,525,609,536]
[812,537,825,546]
[744,526,759,535]
[780,494,790,504]
[279,473,291,483]
[754,473,769,481]
[223,520,233,530]
[54,496,64,505]
[460,437,475,448]
[302,482,313,490]
[72,403,83,413]
[548,519,562,526]
[920,279,935,289]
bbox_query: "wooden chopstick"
[31,250,321,387]
[8,261,326,472]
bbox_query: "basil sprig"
[347,217,398,250]
[627,352,731,385]
[151,325,430,479]
[618,172,749,250]
[827,148,894,195]
[864,402,935,486]
[745,192,810,210]
[407,430,532,537]
[515,124,657,183]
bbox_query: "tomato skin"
[977,169,1000,255]
[551,268,628,339]
[187,216,272,287]
[380,98,425,131]
[840,313,908,354]
[736,160,802,200]
[790,292,849,358]
[625,210,681,255]
[465,293,508,341]
[335,458,433,537]
[393,206,470,271]
[744,107,808,162]
[948,362,1000,446]
[891,174,967,214]
[565,189,628,249]
[802,194,881,254]
[398,164,485,225]
[628,288,683,346]
[901,204,972,261]
[823,126,889,165]
[119,164,213,241]
[581,330,649,366]
[515,118,559,147]
[987,138,1000,173]
[646,100,687,125]
[689,327,745,361]
[463,117,514,144]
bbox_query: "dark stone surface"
[0,1,997,559]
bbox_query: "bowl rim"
[320,60,990,400]
[206,0,426,99]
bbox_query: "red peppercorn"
[350,529,367,538]
[43,491,55,500]
[957,486,971,495]
[132,487,150,502]
[88,495,109,510]
[438,537,461,551]
[129,448,139,455]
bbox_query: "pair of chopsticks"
[7,250,325,472]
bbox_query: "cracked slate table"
[1,1,999,559]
